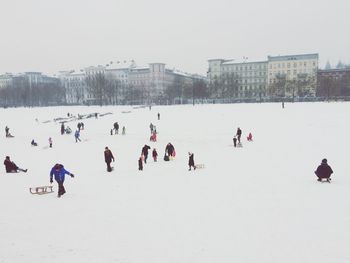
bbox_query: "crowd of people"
[3,109,335,199]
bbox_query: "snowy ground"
[0,102,349,263]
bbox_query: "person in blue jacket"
[74,130,81,142]
[50,163,75,198]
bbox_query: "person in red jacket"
[247,132,253,141]
[315,158,333,181]
[4,156,27,173]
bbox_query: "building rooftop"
[268,53,319,61]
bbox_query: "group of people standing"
[111,122,126,135]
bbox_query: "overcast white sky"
[0,0,349,75]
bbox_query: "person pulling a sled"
[314,158,333,182]
[50,163,75,198]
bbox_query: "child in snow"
[138,156,143,171]
[233,136,237,147]
[75,130,81,142]
[247,132,253,141]
[31,139,38,146]
[152,148,158,162]
[188,152,196,171]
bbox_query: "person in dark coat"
[152,148,158,162]
[236,128,242,143]
[104,147,115,172]
[61,123,65,135]
[188,152,196,171]
[50,163,74,198]
[165,143,175,157]
[113,122,119,134]
[5,126,9,137]
[157,112,160,120]
[138,156,143,171]
[77,122,82,130]
[31,139,38,146]
[142,145,151,163]
[233,136,237,147]
[4,156,27,173]
[315,158,333,181]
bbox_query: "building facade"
[267,54,318,98]
[208,59,268,99]
[59,61,205,105]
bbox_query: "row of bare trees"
[0,79,65,107]
[317,73,350,98]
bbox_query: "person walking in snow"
[49,137,53,148]
[113,122,119,134]
[152,148,158,162]
[188,152,196,171]
[314,158,333,182]
[236,127,242,143]
[61,123,65,135]
[77,122,82,131]
[142,145,151,163]
[50,163,75,198]
[75,130,81,142]
[104,147,115,172]
[157,112,160,120]
[5,126,9,137]
[122,126,126,135]
[4,156,27,173]
[149,123,154,134]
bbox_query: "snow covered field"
[0,102,349,263]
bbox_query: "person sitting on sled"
[314,158,333,181]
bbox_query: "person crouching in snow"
[247,132,253,141]
[4,156,27,173]
[50,163,75,198]
[152,148,158,162]
[188,152,196,171]
[31,139,38,146]
[315,158,333,182]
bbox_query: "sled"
[195,164,205,169]
[318,178,331,183]
[30,186,54,195]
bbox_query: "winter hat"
[322,158,327,164]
